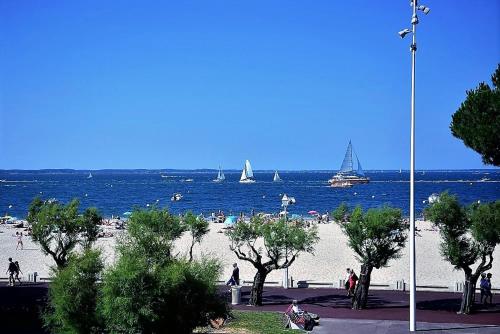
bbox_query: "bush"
[100,257,228,334]
[45,249,103,333]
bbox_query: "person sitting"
[284,300,319,331]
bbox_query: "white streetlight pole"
[399,1,430,332]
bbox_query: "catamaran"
[239,160,256,183]
[329,140,369,187]
[273,170,282,182]
[213,165,225,182]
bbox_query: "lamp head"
[398,28,412,38]
[418,5,430,14]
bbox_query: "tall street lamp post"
[398,0,430,332]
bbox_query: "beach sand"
[1,221,499,289]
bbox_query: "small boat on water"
[87,172,93,179]
[329,140,369,187]
[428,193,439,204]
[273,170,282,182]
[239,160,256,184]
[213,165,226,182]
[171,193,183,201]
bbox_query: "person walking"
[14,261,23,284]
[480,273,488,304]
[6,258,17,286]
[16,231,23,250]
[484,273,493,305]
[226,263,240,286]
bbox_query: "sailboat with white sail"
[273,170,282,182]
[87,172,93,179]
[213,165,226,182]
[329,140,369,187]
[239,160,256,183]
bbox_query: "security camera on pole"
[398,1,430,332]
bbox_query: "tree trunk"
[250,269,268,306]
[459,273,479,314]
[189,239,195,262]
[352,264,372,310]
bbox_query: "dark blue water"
[1,170,498,218]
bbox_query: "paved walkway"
[311,319,500,334]
[230,286,500,325]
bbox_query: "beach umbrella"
[223,216,238,227]
[308,210,318,215]
[224,216,238,227]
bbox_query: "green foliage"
[227,217,319,270]
[337,205,407,269]
[225,311,302,334]
[425,192,500,270]
[183,211,210,261]
[332,202,350,223]
[45,250,104,334]
[122,208,185,265]
[100,208,227,334]
[27,197,102,268]
[450,64,500,166]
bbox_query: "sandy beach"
[1,221,499,289]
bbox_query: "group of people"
[480,273,493,305]
[5,257,23,286]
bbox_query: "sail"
[245,160,254,178]
[356,157,365,176]
[273,170,281,182]
[219,168,225,181]
[240,168,247,181]
[339,141,353,173]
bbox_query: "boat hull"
[239,179,256,184]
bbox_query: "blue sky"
[0,1,499,170]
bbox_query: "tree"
[27,197,102,268]
[100,208,228,333]
[226,218,319,306]
[424,193,500,314]
[450,64,500,166]
[183,211,210,262]
[336,205,407,309]
[45,249,104,333]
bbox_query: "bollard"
[283,268,289,289]
[33,272,38,283]
[231,286,241,305]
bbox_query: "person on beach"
[16,231,23,250]
[226,263,240,286]
[14,261,22,284]
[6,258,17,286]
[348,269,358,297]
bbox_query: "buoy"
[354,192,357,196]
[372,195,375,199]
[85,194,88,197]
[146,204,150,207]
[8,205,12,208]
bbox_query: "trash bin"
[231,286,241,305]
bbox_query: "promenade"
[1,283,499,333]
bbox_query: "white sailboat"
[273,170,282,182]
[213,165,225,182]
[87,172,93,179]
[239,160,256,183]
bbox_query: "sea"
[0,170,498,219]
